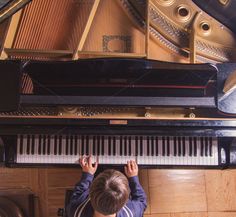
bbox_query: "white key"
[169,137,174,165]
[185,137,189,165]
[16,135,21,163]
[104,136,109,164]
[89,136,93,156]
[77,136,82,156]
[49,135,55,163]
[115,136,120,164]
[34,135,39,164]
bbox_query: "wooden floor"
[1,167,236,217]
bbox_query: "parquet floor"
[1,167,236,217]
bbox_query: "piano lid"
[17,58,218,108]
[4,58,236,114]
[23,58,217,97]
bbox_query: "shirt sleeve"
[66,172,94,217]
[127,176,147,216]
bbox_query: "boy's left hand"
[79,155,98,175]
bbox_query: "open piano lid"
[22,58,217,108]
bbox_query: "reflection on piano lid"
[21,58,236,114]
[21,58,217,112]
[1,58,236,114]
[0,58,236,114]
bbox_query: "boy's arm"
[71,172,94,201]
[67,156,98,217]
[67,172,94,217]
[128,175,147,210]
[125,161,147,216]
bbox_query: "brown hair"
[89,169,130,215]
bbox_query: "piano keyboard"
[15,134,219,166]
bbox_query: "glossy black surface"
[1,58,236,113]
[25,58,216,97]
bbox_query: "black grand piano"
[1,58,236,169]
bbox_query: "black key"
[162,137,165,156]
[205,137,208,156]
[85,136,89,155]
[167,137,170,156]
[140,136,143,156]
[38,135,42,155]
[70,135,74,155]
[128,136,132,156]
[151,137,154,156]
[209,137,213,156]
[101,136,105,155]
[200,137,204,156]
[189,137,192,156]
[93,136,96,155]
[31,135,35,155]
[178,137,181,156]
[147,136,150,156]
[26,135,30,155]
[54,135,58,155]
[19,135,24,154]
[43,135,47,155]
[65,135,69,155]
[120,136,123,155]
[47,135,50,155]
[74,135,78,155]
[182,137,186,156]
[124,136,127,156]
[113,137,116,156]
[135,136,138,156]
[97,135,101,155]
[174,137,177,156]
[155,137,159,156]
[108,137,112,156]
[58,135,62,155]
[193,137,197,156]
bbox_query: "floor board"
[1,167,236,216]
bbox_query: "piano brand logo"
[110,120,128,125]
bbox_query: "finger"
[130,160,135,170]
[94,161,98,170]
[133,160,138,169]
[81,157,87,166]
[88,155,92,166]
[127,160,131,172]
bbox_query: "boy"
[67,156,147,217]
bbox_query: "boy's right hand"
[79,155,98,175]
[125,160,138,178]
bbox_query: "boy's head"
[89,169,130,215]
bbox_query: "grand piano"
[1,58,236,169]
